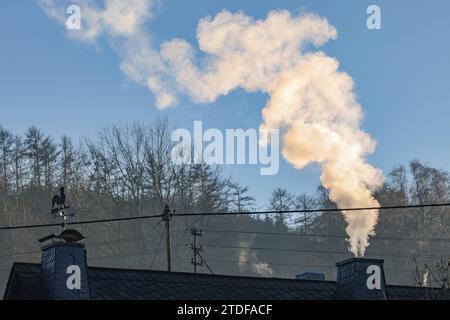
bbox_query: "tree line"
[0,120,449,294]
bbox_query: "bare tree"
[435,259,450,298]
[269,188,294,226]
[0,126,13,194]
[41,136,59,191]
[24,126,45,187]
[11,135,25,196]
[294,193,317,233]
[3,121,450,290]
[144,119,176,212]
[409,160,450,255]
[59,135,80,189]
[228,183,255,212]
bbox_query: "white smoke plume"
[239,240,273,277]
[37,0,154,40]
[37,1,384,256]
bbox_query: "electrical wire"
[197,251,214,275]
[150,229,165,269]
[204,228,450,243]
[1,202,450,231]
[206,258,417,273]
[205,244,450,260]
[88,244,186,261]
[0,249,41,259]
[0,213,163,231]
[84,229,188,249]
[172,202,450,217]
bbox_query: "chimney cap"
[38,229,85,244]
[335,257,384,267]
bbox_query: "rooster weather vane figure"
[39,187,84,244]
[51,187,67,212]
[50,187,74,220]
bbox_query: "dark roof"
[88,266,338,300]
[386,285,447,300]
[3,262,448,300]
[3,263,45,300]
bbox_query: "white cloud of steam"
[260,52,384,257]
[239,240,273,277]
[159,10,337,105]
[38,0,154,41]
[37,1,384,257]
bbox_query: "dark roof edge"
[86,264,338,284]
[6,262,337,285]
[387,284,447,292]
[2,263,27,300]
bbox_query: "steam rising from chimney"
[38,1,384,256]
[259,53,384,257]
[239,240,274,277]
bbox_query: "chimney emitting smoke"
[335,258,387,300]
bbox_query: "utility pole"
[162,204,172,272]
[190,227,203,273]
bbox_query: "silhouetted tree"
[269,188,294,227]
[24,126,45,187]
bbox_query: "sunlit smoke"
[239,240,274,276]
[37,1,384,256]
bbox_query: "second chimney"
[335,258,387,300]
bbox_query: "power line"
[211,258,336,269]
[85,230,188,248]
[204,229,450,243]
[88,244,186,262]
[0,213,162,231]
[206,258,417,273]
[0,250,41,259]
[0,232,185,260]
[0,238,186,267]
[150,230,165,269]
[206,244,450,260]
[197,251,214,275]
[1,202,450,231]
[0,231,189,261]
[0,247,187,273]
[172,202,450,217]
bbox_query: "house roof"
[3,262,448,300]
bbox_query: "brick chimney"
[40,242,91,299]
[335,258,387,300]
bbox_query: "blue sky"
[1,0,450,206]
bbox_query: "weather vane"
[38,187,84,244]
[51,187,75,230]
